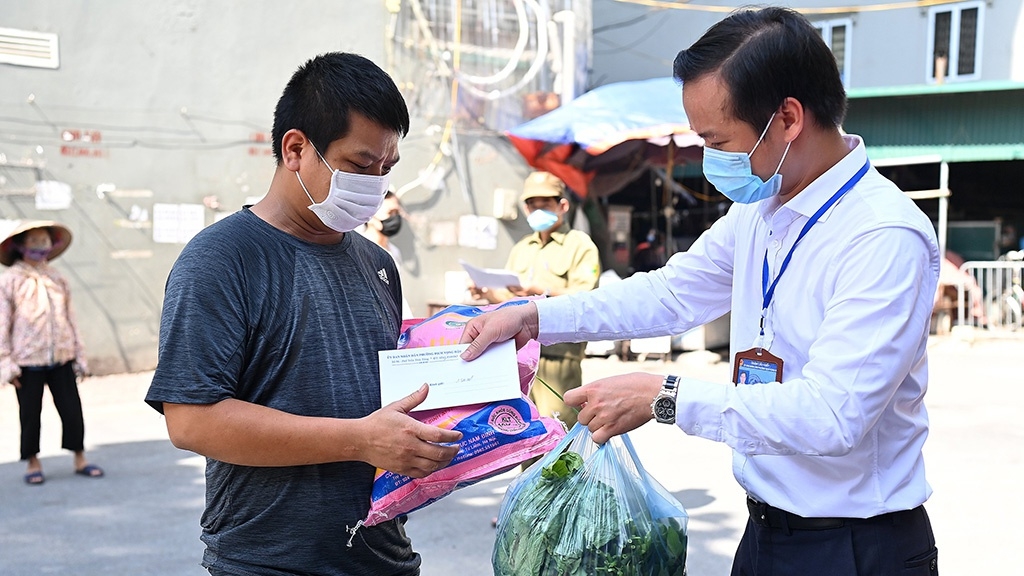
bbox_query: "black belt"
[746,496,925,532]
[746,496,849,531]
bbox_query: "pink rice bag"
[360,299,566,528]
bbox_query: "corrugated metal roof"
[848,80,1024,99]
[843,85,1024,162]
[860,144,1024,162]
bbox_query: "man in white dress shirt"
[460,7,940,575]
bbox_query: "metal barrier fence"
[957,259,1024,332]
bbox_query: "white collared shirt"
[537,136,940,518]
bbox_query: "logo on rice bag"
[488,405,529,434]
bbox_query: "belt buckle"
[746,496,770,527]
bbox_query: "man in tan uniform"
[472,171,600,432]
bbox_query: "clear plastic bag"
[493,423,689,576]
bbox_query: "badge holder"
[733,347,784,385]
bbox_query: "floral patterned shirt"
[0,260,86,383]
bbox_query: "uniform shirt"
[504,223,600,296]
[146,209,419,576]
[504,223,600,359]
[538,136,940,518]
[0,260,85,383]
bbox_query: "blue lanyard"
[759,161,870,337]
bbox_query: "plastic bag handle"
[619,430,687,523]
[542,379,651,482]
[619,432,655,483]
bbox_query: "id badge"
[733,348,784,385]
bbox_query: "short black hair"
[272,52,410,163]
[673,7,847,132]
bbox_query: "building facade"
[590,0,1024,259]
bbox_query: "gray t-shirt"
[146,208,419,576]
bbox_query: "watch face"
[654,397,676,421]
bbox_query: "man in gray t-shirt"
[146,53,461,576]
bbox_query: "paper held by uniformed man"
[459,259,523,289]
[378,340,520,412]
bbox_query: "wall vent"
[0,27,59,69]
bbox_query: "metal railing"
[957,255,1024,332]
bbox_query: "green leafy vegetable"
[493,447,688,576]
[541,451,584,481]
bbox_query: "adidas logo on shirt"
[377,268,389,285]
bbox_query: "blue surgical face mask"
[526,209,559,232]
[702,112,792,204]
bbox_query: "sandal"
[74,464,104,478]
[24,471,45,485]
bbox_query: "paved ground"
[0,334,1018,575]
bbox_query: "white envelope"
[378,341,520,411]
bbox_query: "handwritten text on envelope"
[378,341,521,412]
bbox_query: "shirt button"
[693,424,702,434]
[770,240,780,248]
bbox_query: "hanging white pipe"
[552,10,576,103]
[457,0,529,86]
[457,0,550,101]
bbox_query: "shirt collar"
[758,134,867,222]
[11,260,52,279]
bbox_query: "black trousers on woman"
[14,361,85,461]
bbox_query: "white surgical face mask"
[296,144,390,233]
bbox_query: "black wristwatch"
[651,374,680,424]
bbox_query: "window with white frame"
[813,18,852,87]
[928,1,984,82]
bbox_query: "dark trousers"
[732,504,938,576]
[14,361,85,461]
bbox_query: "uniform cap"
[520,171,566,202]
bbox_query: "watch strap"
[651,374,680,424]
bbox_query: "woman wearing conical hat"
[0,220,102,485]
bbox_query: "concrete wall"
[0,0,537,373]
